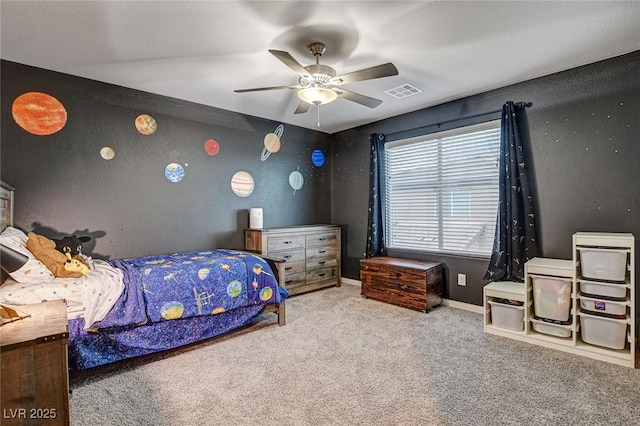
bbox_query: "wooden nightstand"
[1,299,70,425]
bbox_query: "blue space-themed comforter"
[67,249,288,370]
[91,249,283,330]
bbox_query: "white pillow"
[0,227,55,283]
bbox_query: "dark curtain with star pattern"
[485,102,541,282]
[366,133,386,258]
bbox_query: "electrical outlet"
[457,273,466,286]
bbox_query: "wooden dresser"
[1,300,70,426]
[360,257,443,312]
[245,225,341,295]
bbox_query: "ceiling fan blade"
[234,85,300,93]
[334,88,383,108]
[331,63,398,85]
[269,50,310,77]
[294,101,312,114]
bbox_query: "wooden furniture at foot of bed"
[360,257,443,312]
[1,300,70,426]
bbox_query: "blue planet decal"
[165,163,185,183]
[227,280,242,298]
[311,149,325,167]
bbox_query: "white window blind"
[384,121,500,257]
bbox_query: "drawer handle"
[283,255,292,259]
[283,241,292,245]
[318,250,326,254]
[319,261,326,265]
[285,279,293,284]
[318,237,327,241]
[318,273,326,277]
[285,266,293,271]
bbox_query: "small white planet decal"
[100,146,115,160]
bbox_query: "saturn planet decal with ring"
[260,124,284,161]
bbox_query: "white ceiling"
[2,1,640,134]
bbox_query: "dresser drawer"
[283,271,305,287]
[267,235,305,251]
[306,267,337,283]
[306,246,338,260]
[282,261,305,275]
[267,248,305,263]
[306,257,338,271]
[306,232,337,247]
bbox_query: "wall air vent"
[385,83,422,99]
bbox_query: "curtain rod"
[385,101,532,142]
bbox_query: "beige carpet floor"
[70,284,640,425]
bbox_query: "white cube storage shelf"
[483,232,636,368]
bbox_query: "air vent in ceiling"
[385,83,422,99]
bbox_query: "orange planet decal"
[12,92,67,135]
[135,114,157,135]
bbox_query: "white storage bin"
[579,311,628,350]
[579,279,627,299]
[531,275,572,321]
[579,248,628,281]
[580,296,627,317]
[488,300,524,331]
[530,318,572,338]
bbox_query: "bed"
[0,182,288,370]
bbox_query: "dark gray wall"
[1,60,332,259]
[332,51,640,314]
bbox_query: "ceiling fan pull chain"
[317,103,321,128]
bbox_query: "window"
[383,121,500,257]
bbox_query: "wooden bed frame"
[0,180,286,326]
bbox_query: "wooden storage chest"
[1,300,70,425]
[245,225,341,295]
[360,257,443,312]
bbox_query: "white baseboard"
[341,277,361,287]
[340,277,483,314]
[441,299,484,314]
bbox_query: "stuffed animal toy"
[53,235,91,256]
[26,232,90,278]
[62,252,91,276]
[53,234,94,270]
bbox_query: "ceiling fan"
[234,42,399,115]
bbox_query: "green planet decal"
[160,301,184,320]
[260,287,273,301]
[227,280,242,298]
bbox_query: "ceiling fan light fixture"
[297,86,338,105]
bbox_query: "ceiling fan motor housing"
[300,64,336,87]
